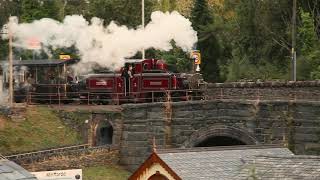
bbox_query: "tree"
[225,0,292,81]
[300,0,320,38]
[297,10,320,80]
[157,0,177,12]
[191,0,221,82]
[20,0,61,22]
[88,0,155,28]
[0,0,21,60]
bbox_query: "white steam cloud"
[1,11,197,70]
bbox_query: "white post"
[142,0,145,60]
[8,17,13,107]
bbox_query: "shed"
[129,145,320,180]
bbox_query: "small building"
[129,145,320,180]
[0,155,37,180]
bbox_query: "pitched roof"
[157,145,293,180]
[238,155,320,179]
[128,152,182,180]
[0,159,38,180]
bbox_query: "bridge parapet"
[205,81,320,101]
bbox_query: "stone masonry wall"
[19,147,119,172]
[205,81,320,101]
[120,100,320,171]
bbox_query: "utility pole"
[142,0,145,60]
[8,17,13,107]
[291,0,297,81]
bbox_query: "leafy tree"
[156,0,177,12]
[20,0,61,22]
[300,0,320,38]
[88,0,155,28]
[0,0,21,60]
[191,0,221,82]
[297,10,320,80]
[225,0,292,81]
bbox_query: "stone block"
[294,133,319,142]
[126,132,149,141]
[147,111,165,119]
[173,110,194,118]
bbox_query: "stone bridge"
[53,81,320,171]
[119,99,320,170]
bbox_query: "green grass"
[83,165,130,180]
[0,107,83,154]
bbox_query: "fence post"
[152,91,154,103]
[58,87,61,107]
[117,93,119,105]
[87,92,90,105]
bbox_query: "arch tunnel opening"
[195,136,246,147]
[96,122,113,146]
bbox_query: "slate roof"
[238,155,320,180]
[0,156,37,180]
[157,145,294,180]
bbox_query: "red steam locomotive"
[0,58,204,104]
[78,59,204,104]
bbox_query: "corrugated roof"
[0,159,38,180]
[158,146,293,180]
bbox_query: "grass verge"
[0,106,83,154]
[83,165,130,180]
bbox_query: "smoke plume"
[1,11,197,70]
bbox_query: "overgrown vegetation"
[0,0,319,82]
[0,107,83,154]
[83,165,130,180]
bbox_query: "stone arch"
[183,125,259,147]
[95,120,114,146]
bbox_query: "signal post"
[191,50,201,73]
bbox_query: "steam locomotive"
[0,58,205,104]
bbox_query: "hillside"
[0,107,83,155]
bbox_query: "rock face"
[120,99,320,171]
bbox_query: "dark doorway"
[97,123,113,145]
[195,136,246,147]
[148,172,169,180]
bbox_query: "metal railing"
[19,89,205,105]
[13,88,320,106]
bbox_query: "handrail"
[16,88,320,105]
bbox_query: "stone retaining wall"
[19,146,119,172]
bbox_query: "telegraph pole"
[8,17,13,107]
[141,0,145,60]
[291,0,297,81]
